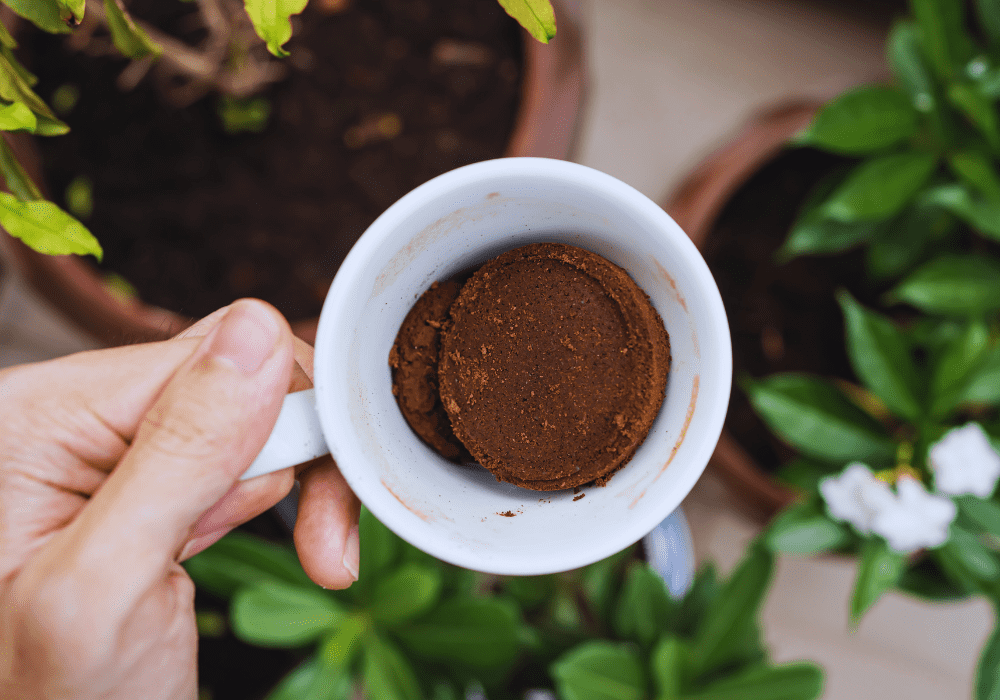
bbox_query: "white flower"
[870,477,957,553]
[929,423,1000,498]
[819,463,895,534]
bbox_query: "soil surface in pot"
[25,0,522,321]
[701,148,880,472]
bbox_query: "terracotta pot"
[663,99,824,523]
[1,1,586,347]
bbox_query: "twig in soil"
[82,0,288,106]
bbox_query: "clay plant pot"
[664,99,827,523]
[1,0,586,347]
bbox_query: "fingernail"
[343,523,360,581]
[209,301,280,375]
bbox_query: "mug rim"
[313,157,732,574]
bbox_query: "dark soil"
[701,148,880,471]
[25,0,523,321]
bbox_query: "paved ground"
[1,1,990,697]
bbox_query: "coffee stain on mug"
[629,374,699,509]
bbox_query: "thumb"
[69,299,295,584]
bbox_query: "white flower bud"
[929,423,1000,498]
[819,462,894,534]
[870,477,957,553]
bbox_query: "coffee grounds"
[389,279,471,461]
[437,243,670,491]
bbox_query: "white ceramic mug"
[241,157,732,576]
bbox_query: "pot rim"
[1,2,587,346]
[663,98,824,523]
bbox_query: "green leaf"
[675,563,719,638]
[684,663,824,700]
[56,0,84,23]
[231,580,344,647]
[265,658,351,700]
[889,254,1000,317]
[924,183,1000,240]
[779,207,882,260]
[1,0,71,33]
[911,0,973,79]
[949,82,1000,150]
[183,531,314,599]
[822,152,938,222]
[931,320,990,417]
[0,53,66,137]
[0,102,35,132]
[503,574,557,611]
[795,86,918,155]
[370,563,441,626]
[581,546,637,625]
[850,538,906,624]
[243,0,309,58]
[977,0,1000,47]
[773,458,835,492]
[550,641,646,700]
[359,507,400,594]
[746,374,896,464]
[395,598,521,670]
[958,495,1000,537]
[0,19,15,49]
[976,608,1000,700]
[943,525,1000,582]
[0,137,42,201]
[316,615,364,672]
[958,346,1000,405]
[363,634,424,700]
[865,202,955,280]
[837,291,922,421]
[612,564,678,646]
[496,0,557,44]
[0,192,101,259]
[888,21,938,114]
[949,152,1000,202]
[1,47,37,88]
[650,635,685,700]
[765,500,850,554]
[691,544,773,675]
[103,0,161,59]
[898,557,970,601]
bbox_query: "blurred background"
[0,0,989,697]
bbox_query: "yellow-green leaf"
[0,137,42,201]
[0,51,63,124]
[103,0,161,59]
[243,0,309,58]
[56,0,84,23]
[497,0,556,44]
[0,102,35,132]
[0,193,102,259]
[0,19,16,49]
[1,0,70,34]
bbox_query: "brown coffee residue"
[497,510,516,517]
[391,243,671,493]
[573,493,585,501]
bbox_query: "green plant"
[782,0,1000,287]
[0,0,556,261]
[185,510,824,700]
[742,1,1000,697]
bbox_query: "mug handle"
[240,388,330,480]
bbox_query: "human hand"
[0,299,360,700]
